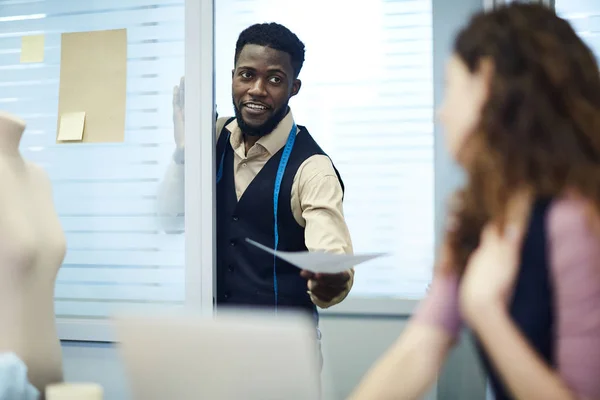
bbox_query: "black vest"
[215,118,344,317]
[475,198,555,399]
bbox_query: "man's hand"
[300,270,351,303]
[173,76,185,149]
[172,76,218,152]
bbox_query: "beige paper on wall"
[57,29,127,144]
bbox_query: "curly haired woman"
[349,4,600,400]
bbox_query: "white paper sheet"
[246,239,387,274]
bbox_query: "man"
[157,22,353,321]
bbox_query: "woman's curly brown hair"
[447,3,600,274]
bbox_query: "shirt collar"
[225,109,296,156]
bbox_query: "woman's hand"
[459,194,530,328]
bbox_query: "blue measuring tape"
[217,123,297,311]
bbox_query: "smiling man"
[157,23,353,328]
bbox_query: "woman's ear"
[473,58,494,105]
[477,58,494,91]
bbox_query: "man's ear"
[291,79,302,97]
[231,68,235,79]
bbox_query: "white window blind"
[215,0,435,300]
[0,0,187,331]
[556,0,600,65]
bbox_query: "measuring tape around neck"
[217,123,298,310]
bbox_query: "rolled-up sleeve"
[294,155,354,308]
[413,272,462,339]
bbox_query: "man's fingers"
[314,272,350,285]
[173,85,179,107]
[309,279,348,291]
[300,270,315,280]
[309,286,335,303]
[180,77,185,106]
[303,271,350,305]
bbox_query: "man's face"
[232,44,301,137]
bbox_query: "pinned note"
[20,35,45,63]
[246,239,387,274]
[57,29,127,143]
[57,112,86,142]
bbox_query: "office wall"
[319,316,436,400]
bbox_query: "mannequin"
[0,111,65,395]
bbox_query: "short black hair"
[234,23,305,78]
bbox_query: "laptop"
[114,309,323,400]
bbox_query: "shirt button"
[224,293,230,300]
[230,240,236,246]
[228,265,234,272]
[242,163,247,168]
[232,215,239,221]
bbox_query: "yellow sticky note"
[20,35,45,63]
[57,112,86,142]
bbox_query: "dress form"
[0,111,65,394]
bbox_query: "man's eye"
[270,76,282,84]
[241,71,252,79]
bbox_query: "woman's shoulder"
[547,194,597,237]
[546,193,600,277]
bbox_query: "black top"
[475,198,555,399]
[215,118,344,319]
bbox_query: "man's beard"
[233,100,289,138]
